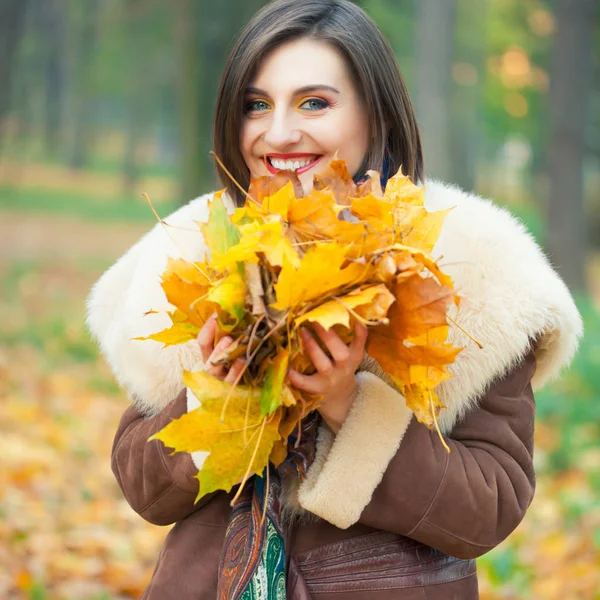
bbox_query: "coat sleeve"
[111,388,214,526]
[298,352,536,559]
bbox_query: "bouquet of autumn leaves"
[140,161,462,504]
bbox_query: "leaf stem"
[219,313,288,423]
[210,151,260,208]
[332,297,389,327]
[447,315,483,349]
[142,192,211,280]
[429,390,450,453]
[231,415,267,505]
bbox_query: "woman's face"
[240,37,370,195]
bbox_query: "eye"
[244,99,271,114]
[299,98,329,111]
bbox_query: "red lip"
[264,154,323,175]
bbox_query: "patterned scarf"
[217,412,321,599]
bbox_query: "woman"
[88,1,583,598]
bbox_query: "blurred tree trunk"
[41,0,66,156]
[415,0,457,182]
[0,0,28,136]
[122,0,154,197]
[176,0,266,203]
[451,0,485,192]
[174,0,203,203]
[122,82,148,196]
[69,0,100,169]
[546,0,598,293]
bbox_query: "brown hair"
[213,0,423,206]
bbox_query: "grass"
[0,185,178,224]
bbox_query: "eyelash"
[299,98,330,111]
[244,97,330,114]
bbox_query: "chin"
[298,175,314,197]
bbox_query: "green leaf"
[206,270,246,322]
[260,348,289,418]
[201,193,241,266]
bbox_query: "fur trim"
[298,371,413,528]
[87,182,582,526]
[423,180,583,431]
[86,193,235,417]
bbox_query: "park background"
[0,0,599,598]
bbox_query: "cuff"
[297,371,413,529]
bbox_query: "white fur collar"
[86,181,582,428]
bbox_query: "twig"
[429,390,450,453]
[246,314,265,362]
[210,152,261,208]
[332,297,389,327]
[142,192,211,280]
[220,313,288,422]
[231,416,267,505]
[447,315,483,349]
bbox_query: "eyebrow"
[245,84,341,96]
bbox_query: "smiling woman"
[239,38,370,192]
[86,1,582,599]
[214,0,422,205]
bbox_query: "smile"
[264,154,323,175]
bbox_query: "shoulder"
[86,190,228,410]
[424,180,583,430]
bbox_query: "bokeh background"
[1,0,599,598]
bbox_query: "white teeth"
[269,157,313,171]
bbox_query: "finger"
[288,368,324,395]
[205,363,227,379]
[207,335,234,366]
[204,335,234,379]
[197,313,218,362]
[300,328,333,374]
[224,358,246,385]
[349,321,368,358]
[312,323,351,365]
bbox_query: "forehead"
[250,38,353,92]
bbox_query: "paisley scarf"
[217,412,321,599]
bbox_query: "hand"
[197,314,246,384]
[288,322,368,434]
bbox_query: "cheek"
[319,110,369,174]
[240,121,260,164]
[346,110,370,165]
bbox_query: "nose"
[262,110,302,149]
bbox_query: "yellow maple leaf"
[383,171,425,205]
[160,258,215,327]
[145,159,465,488]
[349,195,395,231]
[272,242,367,310]
[236,218,300,268]
[133,309,200,347]
[206,269,246,322]
[313,159,357,204]
[149,371,282,501]
[295,284,395,330]
[401,207,453,255]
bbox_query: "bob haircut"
[213,0,423,206]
